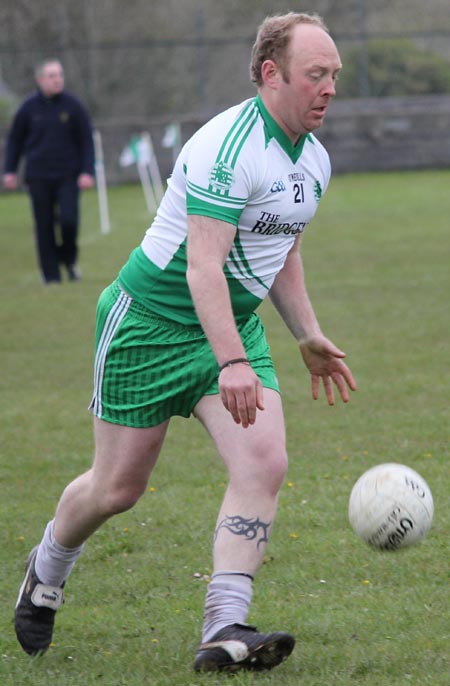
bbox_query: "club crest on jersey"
[209,161,235,192]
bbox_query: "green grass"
[0,172,449,685]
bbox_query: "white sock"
[35,520,84,587]
[202,571,254,643]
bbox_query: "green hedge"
[338,38,450,97]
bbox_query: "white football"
[348,463,434,550]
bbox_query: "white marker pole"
[93,129,111,234]
[142,132,164,206]
[137,161,157,214]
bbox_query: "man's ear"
[261,60,281,89]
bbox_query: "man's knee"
[263,449,288,493]
[96,482,146,517]
[58,182,79,232]
[229,443,288,495]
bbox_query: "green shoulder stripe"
[215,99,257,165]
[208,100,259,198]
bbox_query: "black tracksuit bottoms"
[27,177,80,283]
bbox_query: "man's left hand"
[299,335,357,405]
[78,173,95,190]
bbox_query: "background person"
[3,59,95,284]
[14,13,356,674]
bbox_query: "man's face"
[37,62,65,97]
[269,24,342,140]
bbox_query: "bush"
[0,96,16,126]
[338,38,450,97]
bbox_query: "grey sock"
[202,571,254,642]
[35,519,84,586]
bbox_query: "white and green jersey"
[119,94,331,325]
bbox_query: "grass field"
[0,171,449,685]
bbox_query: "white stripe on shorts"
[90,289,132,417]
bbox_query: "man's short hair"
[34,59,63,78]
[250,12,329,87]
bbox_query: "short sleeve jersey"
[119,95,331,326]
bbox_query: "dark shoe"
[14,547,64,656]
[194,623,295,673]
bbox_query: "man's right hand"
[219,364,265,428]
[3,173,18,190]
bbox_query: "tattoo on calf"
[214,514,272,550]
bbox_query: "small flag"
[119,135,152,167]
[161,123,181,149]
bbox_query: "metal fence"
[1,26,450,121]
[1,8,450,179]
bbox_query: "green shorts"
[90,280,279,428]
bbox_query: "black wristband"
[218,357,251,373]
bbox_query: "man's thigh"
[194,389,286,474]
[91,416,169,489]
[27,179,56,229]
[57,177,79,228]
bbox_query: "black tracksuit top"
[4,90,95,181]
